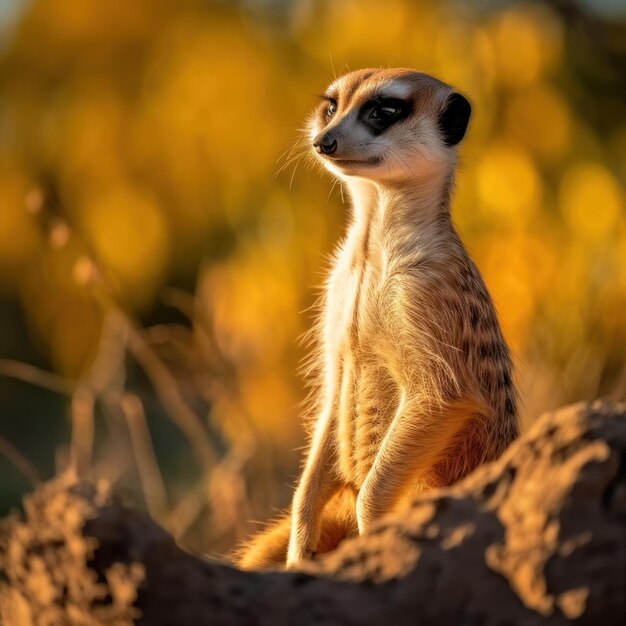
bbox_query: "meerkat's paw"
[286,543,316,569]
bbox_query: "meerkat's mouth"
[325,156,382,168]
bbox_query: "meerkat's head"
[310,68,471,183]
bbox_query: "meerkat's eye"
[369,105,399,120]
[361,97,410,134]
[326,98,338,118]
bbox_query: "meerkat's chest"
[328,246,403,413]
[326,254,405,484]
[324,247,390,350]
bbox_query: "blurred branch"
[165,475,208,541]
[119,392,168,522]
[85,310,129,396]
[609,364,626,402]
[93,396,135,484]
[0,359,73,395]
[160,286,196,320]
[206,435,255,545]
[70,388,95,479]
[124,320,217,473]
[165,437,254,544]
[0,435,41,486]
[69,312,129,479]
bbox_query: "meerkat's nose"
[313,137,338,155]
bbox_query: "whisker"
[276,137,308,165]
[329,50,337,82]
[275,148,310,178]
[289,154,306,190]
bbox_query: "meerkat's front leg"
[356,394,476,533]
[287,408,341,568]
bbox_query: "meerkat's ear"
[438,92,472,147]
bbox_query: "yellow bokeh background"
[0,0,624,553]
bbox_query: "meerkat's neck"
[344,168,459,263]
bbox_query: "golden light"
[506,84,571,159]
[79,184,170,307]
[560,162,624,242]
[476,142,541,224]
[490,5,562,88]
[0,170,40,292]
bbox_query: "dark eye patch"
[359,97,412,135]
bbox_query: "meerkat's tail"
[232,513,292,570]
[233,488,357,570]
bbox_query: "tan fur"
[235,69,519,570]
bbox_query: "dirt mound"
[1,401,624,625]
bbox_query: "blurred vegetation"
[0,0,624,557]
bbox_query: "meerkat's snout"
[313,136,337,155]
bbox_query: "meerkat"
[236,68,519,570]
